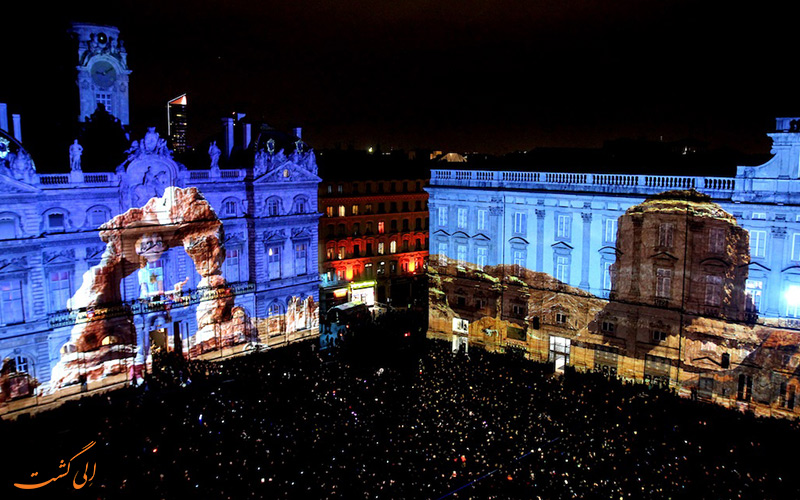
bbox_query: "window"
[658,223,674,248]
[604,218,617,243]
[557,214,571,239]
[513,250,525,273]
[267,198,281,217]
[49,270,71,312]
[390,220,398,232]
[476,247,488,268]
[0,279,24,325]
[294,243,307,276]
[0,217,16,239]
[477,209,487,231]
[652,330,668,342]
[13,355,28,374]
[365,204,373,214]
[751,212,766,220]
[745,279,762,312]
[555,312,568,325]
[437,242,447,263]
[338,245,346,259]
[457,208,468,229]
[88,207,109,226]
[48,213,65,231]
[326,206,333,217]
[223,200,237,217]
[737,373,752,401]
[225,249,241,283]
[378,221,385,234]
[750,230,766,258]
[512,303,526,317]
[95,92,113,114]
[787,285,800,318]
[378,242,385,255]
[705,275,722,306]
[709,228,725,254]
[337,184,343,193]
[268,246,281,280]
[656,268,672,299]
[294,197,308,214]
[601,321,615,333]
[513,211,526,235]
[793,233,800,261]
[438,206,448,227]
[602,261,615,291]
[457,244,467,266]
[352,204,359,216]
[390,241,397,254]
[555,255,569,283]
[338,205,346,217]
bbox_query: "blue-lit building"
[0,23,321,399]
[427,117,800,323]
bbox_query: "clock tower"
[71,23,131,126]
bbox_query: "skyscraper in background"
[167,94,188,153]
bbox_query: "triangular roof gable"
[0,174,41,195]
[255,162,321,183]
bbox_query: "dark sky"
[2,1,794,159]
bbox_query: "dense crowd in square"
[4,311,800,499]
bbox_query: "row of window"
[325,217,428,237]
[325,200,427,218]
[324,180,424,195]
[326,238,428,260]
[325,257,423,282]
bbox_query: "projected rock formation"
[50,187,244,388]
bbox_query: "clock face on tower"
[90,61,117,89]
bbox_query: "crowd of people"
[4,318,800,498]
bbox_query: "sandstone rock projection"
[50,187,244,389]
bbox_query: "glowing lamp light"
[345,267,354,281]
[333,288,348,298]
[786,285,800,307]
[408,260,416,272]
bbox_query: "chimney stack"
[12,114,21,142]
[294,127,302,140]
[223,117,234,159]
[0,103,7,133]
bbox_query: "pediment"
[255,162,321,183]
[452,231,470,239]
[473,232,491,241]
[551,241,573,250]
[509,236,530,245]
[745,261,771,272]
[0,174,41,195]
[432,229,451,237]
[700,257,730,268]
[782,265,800,275]
[650,251,678,262]
[598,245,621,256]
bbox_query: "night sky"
[2,1,795,160]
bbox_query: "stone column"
[535,209,546,273]
[580,212,592,290]
[765,226,786,317]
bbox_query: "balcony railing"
[430,169,739,199]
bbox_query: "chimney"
[222,117,234,159]
[243,122,251,150]
[12,114,21,142]
[294,127,302,140]
[0,103,7,132]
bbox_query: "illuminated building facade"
[0,24,321,406]
[427,119,800,417]
[318,177,429,311]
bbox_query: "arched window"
[0,212,20,239]
[43,208,70,232]
[293,196,310,214]
[266,197,282,217]
[13,355,29,374]
[86,205,111,228]
[222,198,239,217]
[268,302,283,317]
